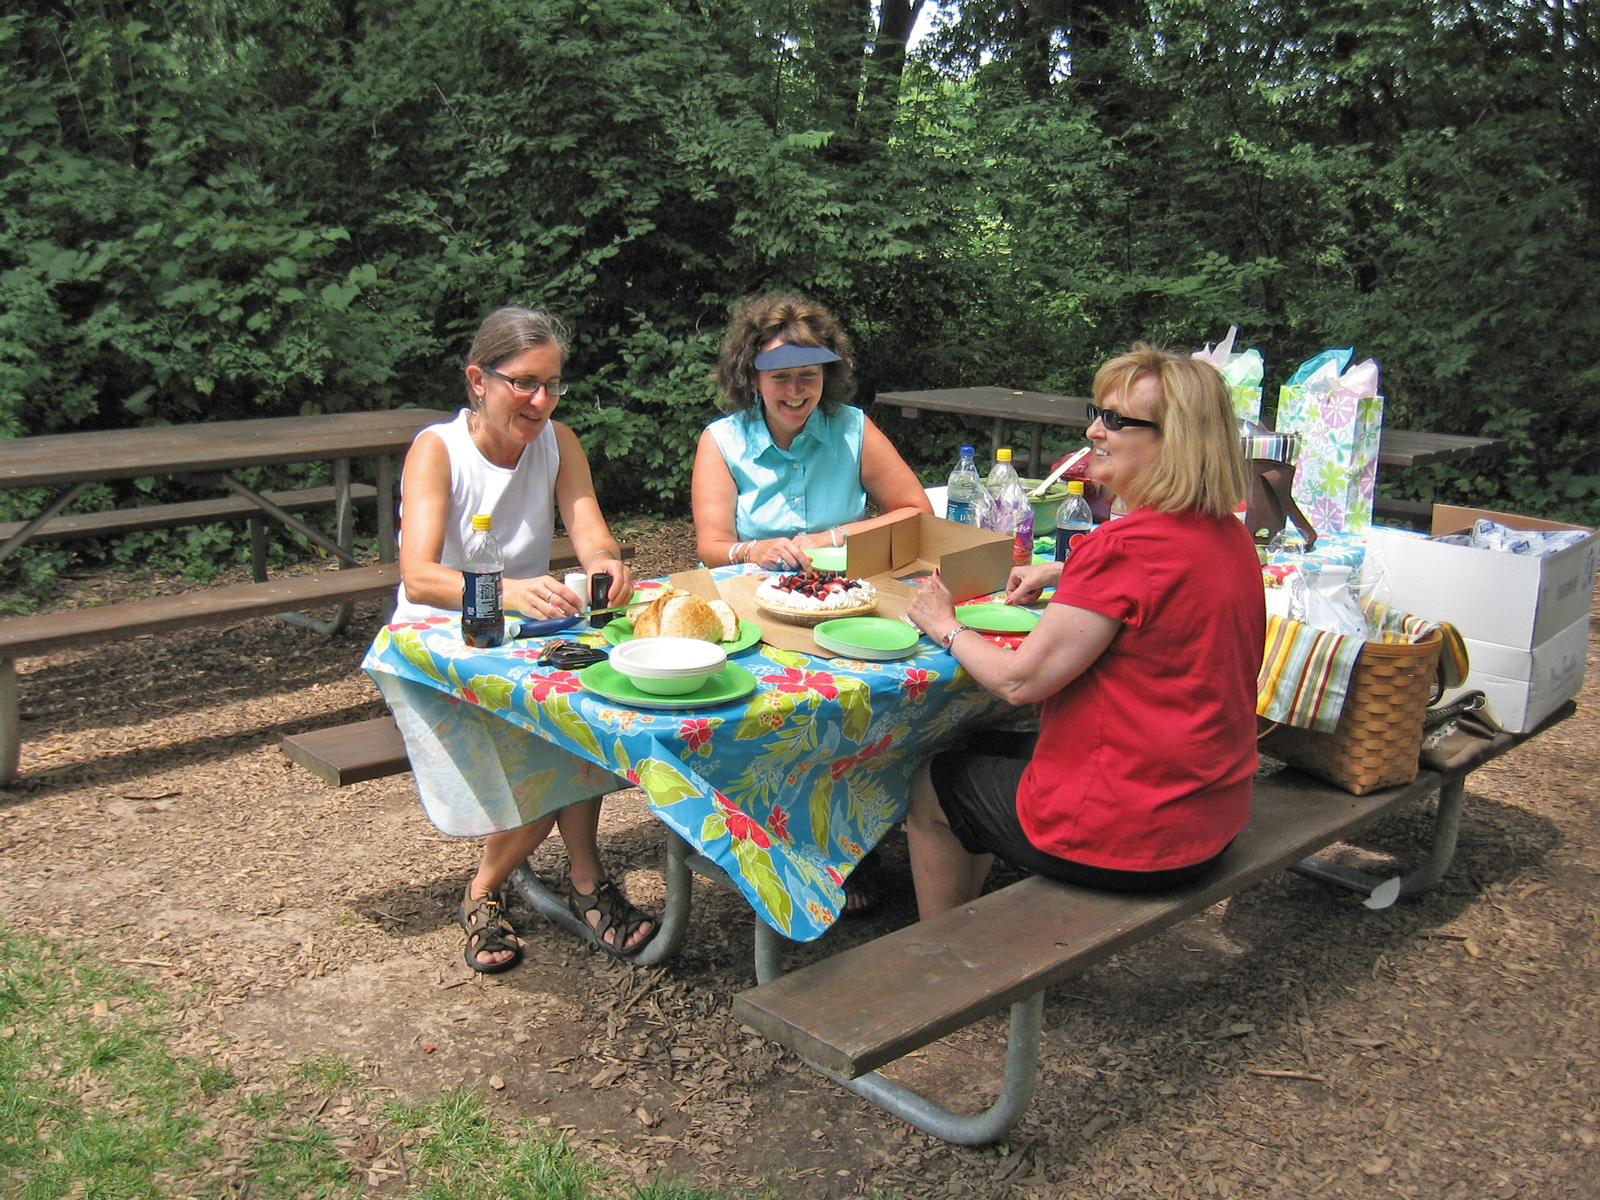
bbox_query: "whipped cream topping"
[755,572,878,612]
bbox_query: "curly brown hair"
[714,292,857,415]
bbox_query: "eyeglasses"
[481,366,569,398]
[1086,403,1161,432]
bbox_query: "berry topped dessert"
[754,569,879,625]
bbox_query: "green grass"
[0,924,748,1199]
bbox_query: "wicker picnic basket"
[1259,627,1443,795]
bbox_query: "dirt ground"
[3,522,1598,1199]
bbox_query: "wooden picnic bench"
[732,703,1573,1144]
[876,386,1509,528]
[2,534,618,788]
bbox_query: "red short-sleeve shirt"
[1018,508,1265,872]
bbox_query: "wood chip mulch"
[1,527,1597,1198]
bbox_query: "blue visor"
[753,343,843,370]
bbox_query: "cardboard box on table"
[717,514,1014,656]
[1362,505,1597,732]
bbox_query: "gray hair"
[464,307,572,407]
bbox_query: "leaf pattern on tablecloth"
[635,756,703,807]
[836,676,872,742]
[460,673,516,712]
[540,692,603,761]
[392,627,449,685]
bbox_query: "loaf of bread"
[627,590,739,643]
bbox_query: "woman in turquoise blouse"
[692,293,931,570]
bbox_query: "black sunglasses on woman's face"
[1086,403,1161,432]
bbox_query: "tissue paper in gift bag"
[1194,326,1265,422]
[1276,350,1384,534]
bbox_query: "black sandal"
[457,887,523,974]
[841,846,883,919]
[565,878,657,958]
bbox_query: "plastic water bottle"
[461,513,505,648]
[945,445,982,526]
[1053,480,1094,564]
[985,449,1034,566]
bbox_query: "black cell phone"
[537,640,608,669]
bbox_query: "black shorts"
[928,731,1225,893]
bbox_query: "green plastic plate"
[956,603,1042,634]
[813,617,922,661]
[578,662,758,710]
[602,617,762,655]
[803,546,849,572]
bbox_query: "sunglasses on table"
[481,366,570,398]
[1085,403,1161,432]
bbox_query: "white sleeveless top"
[392,408,560,621]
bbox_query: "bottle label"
[1012,514,1034,566]
[462,571,502,621]
[1054,523,1094,563]
[945,499,973,524]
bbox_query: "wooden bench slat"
[0,564,401,659]
[733,766,1447,1080]
[0,538,632,660]
[0,485,378,544]
[282,716,408,786]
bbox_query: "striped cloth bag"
[1258,599,1467,733]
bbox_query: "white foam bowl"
[609,637,727,696]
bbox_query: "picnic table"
[0,409,450,571]
[351,560,1573,1143]
[360,566,1016,957]
[0,409,451,786]
[877,386,1508,479]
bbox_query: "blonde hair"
[1094,344,1247,518]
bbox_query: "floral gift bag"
[1276,350,1384,534]
[1194,325,1265,422]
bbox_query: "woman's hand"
[1004,562,1063,607]
[504,575,583,619]
[747,536,811,571]
[906,568,959,642]
[589,559,633,608]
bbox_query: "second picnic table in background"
[877,386,1508,524]
[0,408,452,787]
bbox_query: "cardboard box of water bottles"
[1363,505,1597,731]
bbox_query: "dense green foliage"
[2,0,1597,583]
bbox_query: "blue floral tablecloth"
[362,571,1014,943]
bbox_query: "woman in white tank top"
[389,307,654,972]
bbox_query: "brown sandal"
[565,878,657,958]
[457,887,523,974]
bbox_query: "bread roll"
[708,599,740,642]
[658,594,723,641]
[629,590,727,643]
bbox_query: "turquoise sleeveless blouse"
[706,405,869,541]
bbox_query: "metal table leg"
[508,828,695,966]
[676,838,791,982]
[1290,772,1468,909]
[810,991,1044,1146]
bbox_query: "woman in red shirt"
[905,345,1264,918]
